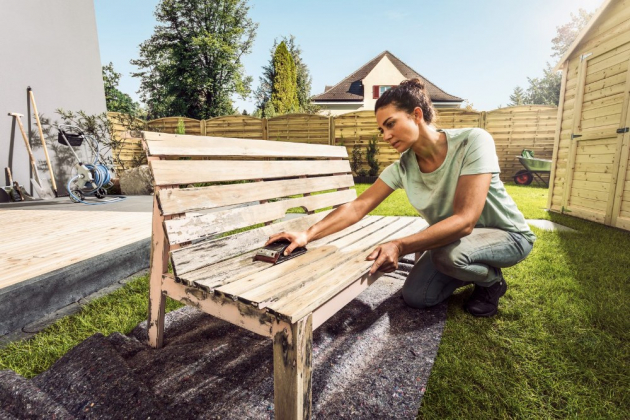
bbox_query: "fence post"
[200,119,206,136]
[329,116,335,145]
[262,118,268,140]
[480,111,487,129]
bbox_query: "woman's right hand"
[265,231,309,256]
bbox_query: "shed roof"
[312,51,463,103]
[552,0,615,71]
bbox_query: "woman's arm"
[266,179,395,255]
[367,173,492,274]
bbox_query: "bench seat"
[173,215,426,324]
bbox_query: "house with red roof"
[312,51,463,115]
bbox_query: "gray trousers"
[402,228,533,309]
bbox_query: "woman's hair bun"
[375,77,435,124]
[401,78,425,91]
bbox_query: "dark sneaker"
[465,274,508,317]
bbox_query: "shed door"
[563,45,630,225]
[610,98,630,231]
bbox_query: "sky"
[94,0,604,114]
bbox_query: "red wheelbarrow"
[513,149,552,187]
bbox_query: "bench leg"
[148,271,166,348]
[273,315,313,420]
[148,195,167,348]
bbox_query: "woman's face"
[375,104,421,153]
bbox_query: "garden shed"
[548,0,630,231]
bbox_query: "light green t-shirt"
[379,127,536,244]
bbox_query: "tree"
[255,35,316,115]
[509,8,594,107]
[131,0,257,120]
[102,62,140,115]
[508,86,526,106]
[525,63,562,106]
[270,41,299,114]
[551,9,594,58]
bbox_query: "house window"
[372,85,394,99]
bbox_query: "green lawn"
[0,183,628,418]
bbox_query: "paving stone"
[526,219,579,232]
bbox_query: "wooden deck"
[1,209,152,290]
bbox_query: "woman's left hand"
[366,241,403,274]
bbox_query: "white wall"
[362,56,407,111]
[317,104,365,116]
[0,0,107,197]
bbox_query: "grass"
[0,183,628,419]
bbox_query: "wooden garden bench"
[143,131,427,419]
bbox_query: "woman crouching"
[266,79,535,317]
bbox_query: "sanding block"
[253,239,307,264]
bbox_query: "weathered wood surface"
[191,216,389,293]
[144,131,347,158]
[162,274,291,339]
[150,159,351,186]
[158,175,354,216]
[171,211,332,277]
[216,217,409,299]
[148,193,168,348]
[176,216,428,323]
[186,219,387,294]
[164,189,357,244]
[274,315,312,420]
[265,218,427,322]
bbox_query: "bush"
[176,118,186,134]
[350,142,363,176]
[366,135,380,176]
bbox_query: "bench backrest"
[143,131,356,250]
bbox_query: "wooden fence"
[108,113,146,172]
[109,105,558,180]
[484,106,557,178]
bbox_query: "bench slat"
[150,159,351,186]
[219,217,415,302]
[164,189,357,245]
[186,216,384,290]
[268,218,428,322]
[144,132,348,158]
[158,175,354,216]
[171,211,331,277]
